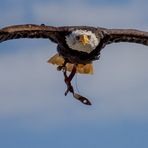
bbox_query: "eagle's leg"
[63,65,91,105]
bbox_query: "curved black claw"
[73,93,92,105]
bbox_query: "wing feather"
[105,29,148,46]
[1,24,148,48]
[0,24,65,43]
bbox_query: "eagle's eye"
[76,35,90,41]
[87,35,91,39]
[76,35,80,40]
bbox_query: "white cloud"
[32,0,148,28]
[0,43,148,128]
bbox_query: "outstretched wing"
[1,24,148,47]
[0,24,67,43]
[104,29,148,46]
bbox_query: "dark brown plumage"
[0,24,148,105]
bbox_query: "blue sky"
[0,0,148,148]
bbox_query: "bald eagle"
[0,24,148,105]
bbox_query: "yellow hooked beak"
[79,35,90,45]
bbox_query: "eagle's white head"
[65,30,100,53]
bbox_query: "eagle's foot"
[57,60,67,71]
[63,65,91,105]
[57,65,64,71]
